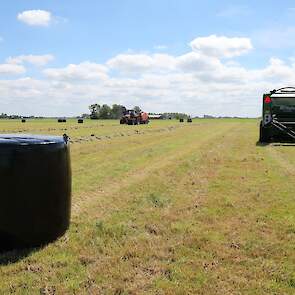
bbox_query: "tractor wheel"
[259,121,270,143]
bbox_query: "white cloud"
[190,35,253,58]
[17,10,52,26]
[43,62,108,81]
[6,54,54,66]
[0,64,26,75]
[251,58,295,82]
[2,34,295,117]
[107,53,176,73]
[177,52,221,72]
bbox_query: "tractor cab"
[260,87,295,142]
[125,109,138,117]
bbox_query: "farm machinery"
[259,87,295,142]
[120,109,149,125]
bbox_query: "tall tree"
[111,104,125,119]
[89,104,100,119]
[98,104,112,119]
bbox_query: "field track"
[0,119,295,294]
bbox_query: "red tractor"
[120,109,149,125]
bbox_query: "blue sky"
[1,1,295,116]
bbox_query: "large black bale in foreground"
[0,134,71,250]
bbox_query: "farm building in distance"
[149,114,163,119]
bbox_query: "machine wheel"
[259,121,270,143]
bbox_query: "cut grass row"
[0,119,294,294]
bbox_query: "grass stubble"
[0,119,294,294]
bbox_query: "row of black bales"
[179,118,192,123]
[58,119,84,123]
[0,134,71,251]
[21,119,84,123]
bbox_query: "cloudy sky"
[1,0,295,117]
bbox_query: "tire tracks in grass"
[71,123,235,217]
[265,145,295,176]
[0,121,263,295]
[71,124,196,195]
[76,123,244,294]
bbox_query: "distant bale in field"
[78,119,84,124]
[179,118,184,122]
[58,118,63,123]
[63,119,67,123]
[187,118,192,123]
[21,119,26,123]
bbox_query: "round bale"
[0,134,71,250]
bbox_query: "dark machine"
[260,87,295,142]
[120,108,149,125]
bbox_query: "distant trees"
[150,112,189,119]
[89,104,100,119]
[0,113,8,119]
[89,103,126,119]
[0,113,29,119]
[99,104,112,119]
[81,113,90,119]
[111,104,125,119]
[88,103,190,120]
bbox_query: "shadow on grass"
[256,141,295,147]
[0,247,41,266]
[256,141,270,147]
[271,143,295,147]
[0,233,43,265]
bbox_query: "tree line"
[0,113,39,119]
[88,103,190,120]
[88,104,142,119]
[161,113,189,119]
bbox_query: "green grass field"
[0,118,295,294]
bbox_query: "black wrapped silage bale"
[21,119,26,123]
[0,134,71,250]
[179,118,184,123]
[78,119,83,124]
